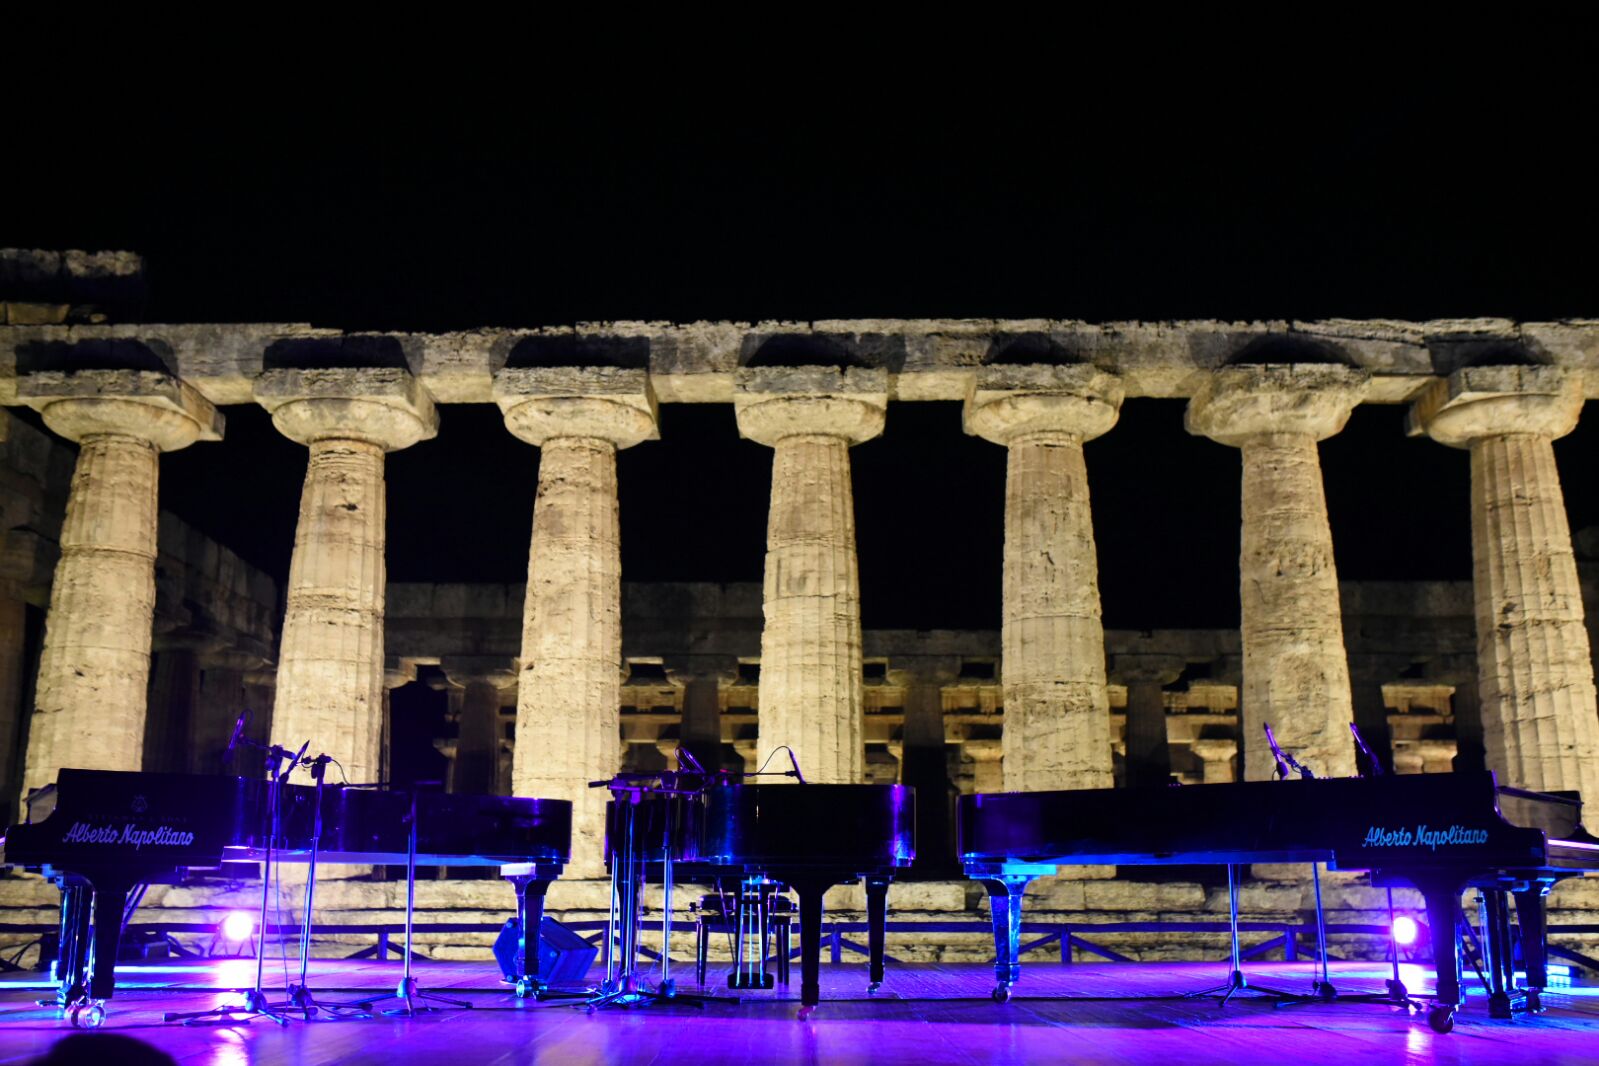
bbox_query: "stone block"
[1083,880,1205,912]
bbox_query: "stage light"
[1392,915,1419,946]
[220,911,255,943]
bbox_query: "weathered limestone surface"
[497,368,658,876]
[966,366,1122,791]
[1188,366,1368,781]
[1410,367,1599,804]
[15,371,220,800]
[735,368,887,784]
[258,368,437,787]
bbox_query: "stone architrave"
[1187,365,1369,781]
[734,367,888,785]
[495,367,658,877]
[965,365,1123,792]
[15,370,222,799]
[256,368,437,788]
[1409,366,1599,804]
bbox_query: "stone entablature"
[7,318,1599,407]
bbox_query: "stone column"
[735,368,887,784]
[1410,367,1599,803]
[1190,738,1238,784]
[1450,678,1486,775]
[666,659,730,775]
[1187,365,1369,781]
[256,369,436,787]
[0,595,29,808]
[966,366,1123,791]
[442,658,515,797]
[495,368,657,876]
[1113,654,1184,788]
[964,739,1006,794]
[16,371,221,799]
[896,662,957,873]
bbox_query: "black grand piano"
[608,779,915,1012]
[0,768,571,1016]
[959,771,1599,1030]
[687,782,915,1012]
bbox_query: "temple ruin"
[2,248,1598,962]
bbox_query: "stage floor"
[1,958,1597,1065]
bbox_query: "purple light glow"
[1392,915,1419,946]
[221,911,255,942]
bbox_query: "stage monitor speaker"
[493,916,597,984]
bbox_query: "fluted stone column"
[966,366,1122,791]
[256,369,436,788]
[1114,654,1184,788]
[443,658,514,797]
[17,370,221,800]
[1409,367,1599,804]
[496,368,657,876]
[735,368,887,785]
[1188,365,1368,781]
[1191,738,1238,784]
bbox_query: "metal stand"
[165,742,303,1027]
[1185,865,1302,1005]
[348,788,471,1016]
[585,774,736,1011]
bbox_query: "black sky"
[5,85,1596,630]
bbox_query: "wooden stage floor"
[1,958,1596,1064]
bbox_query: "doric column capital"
[1190,738,1239,762]
[963,365,1123,445]
[17,369,222,452]
[1185,365,1369,446]
[1406,366,1582,448]
[1111,653,1186,686]
[254,367,438,451]
[493,367,658,449]
[733,367,888,446]
[440,654,518,692]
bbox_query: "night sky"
[6,88,1596,631]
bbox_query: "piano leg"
[790,877,828,1018]
[1482,889,1517,1019]
[865,876,889,993]
[50,879,91,1010]
[1413,873,1467,1034]
[1512,883,1550,1014]
[58,873,132,1028]
[516,877,552,998]
[979,874,1034,1002]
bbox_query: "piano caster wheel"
[68,1001,105,1029]
[991,984,1012,1003]
[796,1005,817,1021]
[1526,990,1545,1014]
[1427,1006,1455,1034]
[515,977,538,999]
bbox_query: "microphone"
[786,747,806,785]
[1263,723,1316,780]
[223,709,252,760]
[1349,723,1385,778]
[677,746,706,775]
[1263,723,1294,780]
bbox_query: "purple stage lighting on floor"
[1392,915,1419,946]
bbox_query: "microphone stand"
[166,738,305,1027]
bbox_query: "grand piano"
[959,771,1599,1031]
[687,782,916,1012]
[0,768,572,1019]
[605,779,915,1012]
